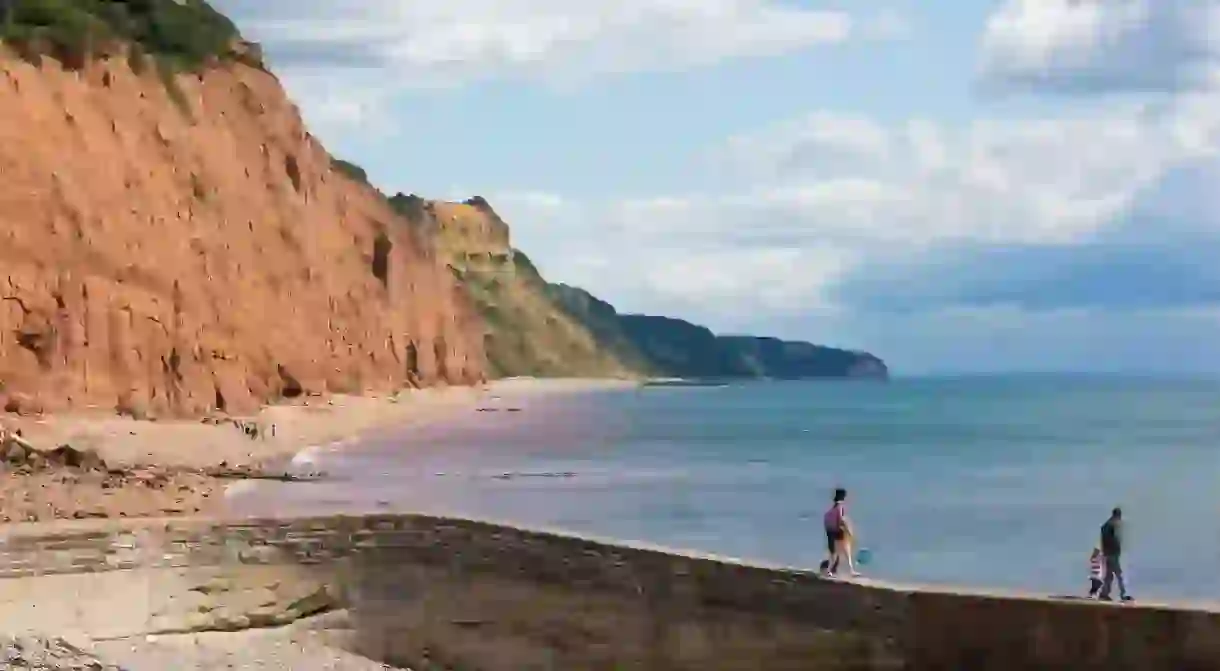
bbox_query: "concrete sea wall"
[2,514,1219,670]
[0,517,349,639]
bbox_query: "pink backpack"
[823,503,844,531]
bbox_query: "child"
[1088,547,1105,598]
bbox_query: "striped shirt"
[1089,553,1104,579]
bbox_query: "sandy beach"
[0,378,637,523]
[0,378,637,669]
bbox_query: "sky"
[210,0,1220,375]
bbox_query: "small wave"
[285,443,341,479]
[491,471,577,481]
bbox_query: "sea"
[226,375,1220,602]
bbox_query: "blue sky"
[213,0,1220,375]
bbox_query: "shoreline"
[269,376,642,472]
[5,381,1219,669]
[0,377,638,523]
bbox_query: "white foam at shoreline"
[291,445,323,467]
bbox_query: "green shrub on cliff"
[331,158,370,185]
[387,192,427,223]
[512,249,541,277]
[0,0,241,70]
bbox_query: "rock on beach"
[1,635,128,671]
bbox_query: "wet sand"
[0,378,637,523]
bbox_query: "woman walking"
[822,487,860,578]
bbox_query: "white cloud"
[722,112,892,178]
[211,0,901,131]
[661,101,1220,246]
[980,0,1220,94]
[273,71,398,137]
[483,94,1220,330]
[638,246,856,317]
[229,0,854,75]
[485,190,855,322]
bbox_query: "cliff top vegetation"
[0,0,246,70]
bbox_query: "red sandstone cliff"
[0,49,485,418]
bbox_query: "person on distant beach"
[1088,546,1105,598]
[1098,507,1131,602]
[821,487,859,577]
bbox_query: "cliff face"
[425,198,637,378]
[0,49,485,417]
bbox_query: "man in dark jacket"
[1099,507,1131,601]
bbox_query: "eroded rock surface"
[149,570,342,635]
[0,50,485,418]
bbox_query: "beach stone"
[45,444,106,471]
[24,450,47,470]
[211,609,253,632]
[0,427,33,463]
[285,584,339,619]
[0,431,110,476]
[0,635,128,670]
[2,439,29,464]
[238,544,282,564]
[247,604,287,628]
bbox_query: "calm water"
[229,375,1220,601]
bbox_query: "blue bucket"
[856,548,873,566]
